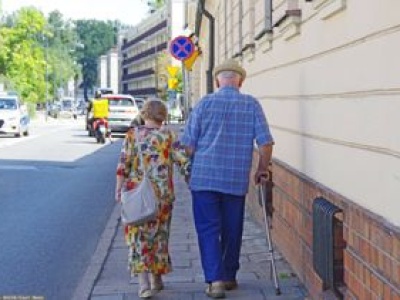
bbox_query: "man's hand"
[255,143,273,184]
[254,170,270,185]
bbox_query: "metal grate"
[312,197,343,291]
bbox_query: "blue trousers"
[191,191,245,283]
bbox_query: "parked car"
[134,97,146,110]
[0,94,30,137]
[48,98,77,119]
[48,102,61,118]
[86,94,140,136]
[76,100,87,116]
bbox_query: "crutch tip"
[275,288,281,295]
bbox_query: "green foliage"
[0,7,81,104]
[74,19,118,96]
[46,10,81,101]
[176,69,183,93]
[0,7,119,103]
[144,0,166,13]
[0,7,47,103]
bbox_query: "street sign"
[183,49,200,71]
[167,65,180,77]
[170,36,195,61]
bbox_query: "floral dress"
[116,126,189,276]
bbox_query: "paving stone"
[105,248,128,263]
[90,295,124,300]
[171,257,192,267]
[169,244,190,252]
[85,168,308,300]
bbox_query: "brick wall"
[246,156,400,299]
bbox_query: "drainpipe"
[255,0,273,40]
[196,0,215,94]
[239,0,243,52]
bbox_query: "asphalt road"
[0,116,122,300]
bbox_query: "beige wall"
[189,0,400,226]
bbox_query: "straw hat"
[213,59,246,80]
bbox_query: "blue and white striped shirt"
[181,86,274,196]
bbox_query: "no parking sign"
[169,36,195,61]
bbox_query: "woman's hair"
[140,98,167,123]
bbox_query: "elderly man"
[181,59,274,298]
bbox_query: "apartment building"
[120,5,169,98]
[187,0,400,299]
[120,1,185,98]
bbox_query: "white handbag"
[121,128,158,226]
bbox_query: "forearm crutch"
[259,182,281,295]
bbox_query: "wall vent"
[312,197,345,297]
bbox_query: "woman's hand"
[115,189,122,203]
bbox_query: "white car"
[107,94,140,133]
[86,94,140,136]
[0,94,30,137]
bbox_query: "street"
[0,116,122,300]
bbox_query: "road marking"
[0,165,38,170]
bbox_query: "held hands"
[184,174,190,184]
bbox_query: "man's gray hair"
[216,70,242,80]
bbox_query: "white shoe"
[138,272,152,298]
[150,274,164,292]
[138,289,152,298]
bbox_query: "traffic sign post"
[170,36,195,61]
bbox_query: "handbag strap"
[134,127,148,175]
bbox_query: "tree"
[0,8,81,105]
[74,19,117,100]
[46,10,80,100]
[0,7,47,104]
[144,0,166,13]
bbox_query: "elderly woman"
[115,99,190,299]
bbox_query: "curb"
[72,204,121,300]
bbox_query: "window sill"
[278,10,302,41]
[242,43,255,62]
[256,30,273,53]
[314,0,347,20]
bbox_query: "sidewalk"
[74,170,308,300]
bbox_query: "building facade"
[97,48,119,94]
[120,1,185,98]
[98,55,108,89]
[187,0,400,299]
[107,49,119,94]
[120,6,170,98]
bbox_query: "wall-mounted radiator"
[312,197,344,295]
